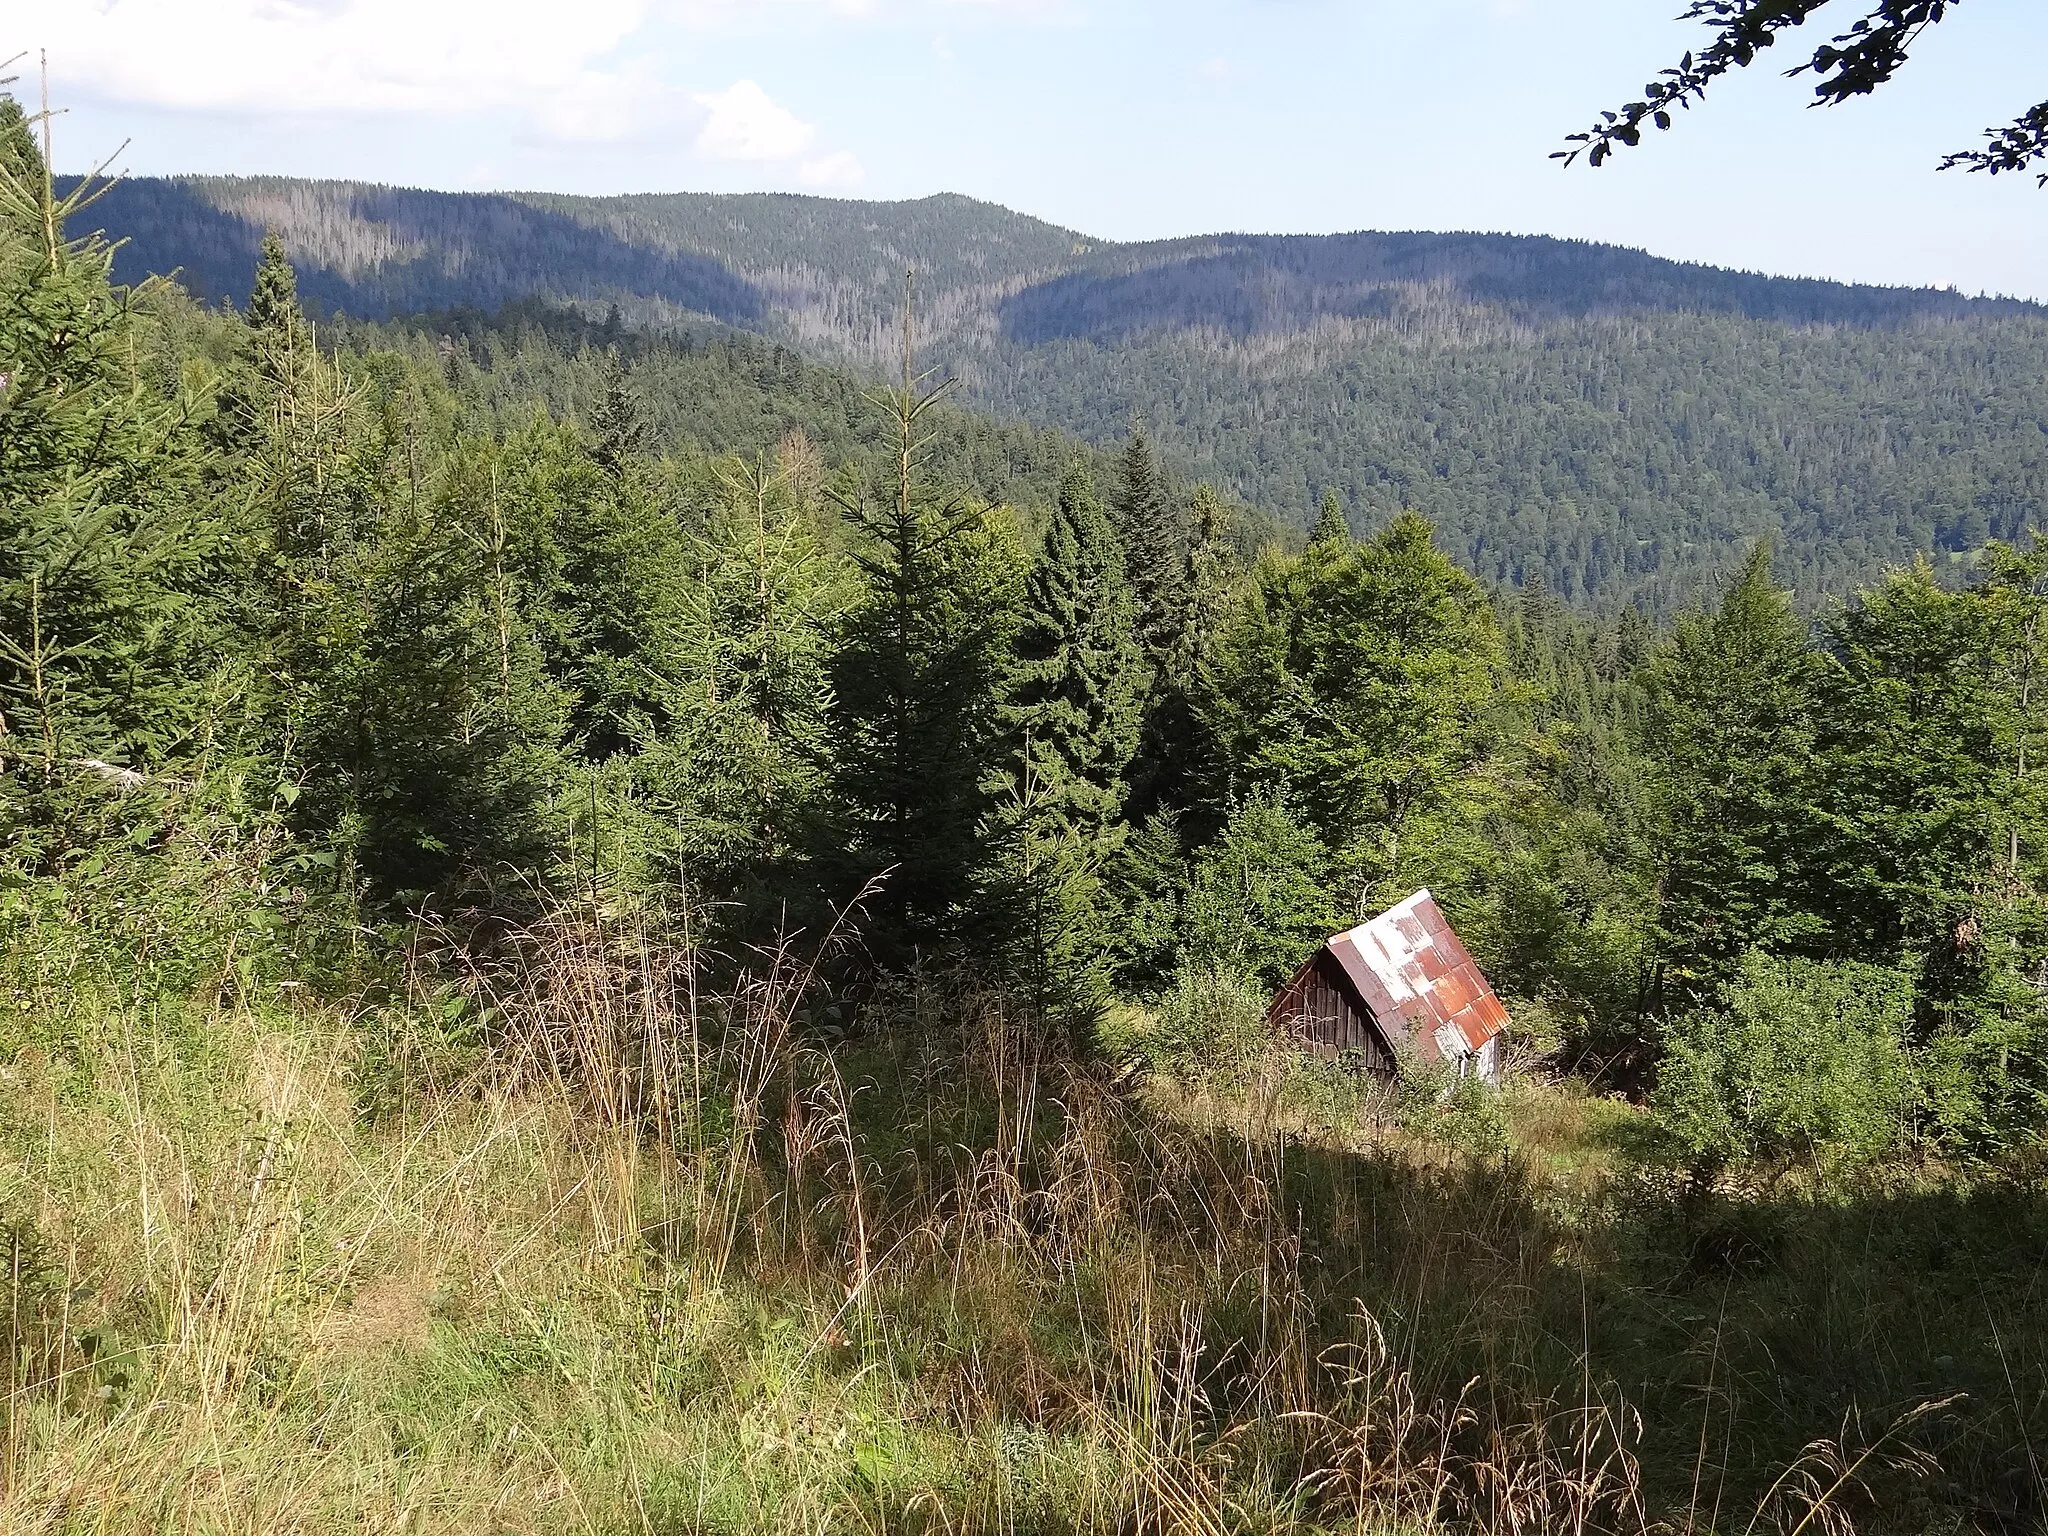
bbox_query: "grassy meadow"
[3,902,2043,1536]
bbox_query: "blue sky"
[15,0,2048,298]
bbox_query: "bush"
[1395,1050,1511,1157]
[1653,951,1918,1174]
[1145,964,1269,1077]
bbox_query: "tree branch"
[1556,2,2024,177]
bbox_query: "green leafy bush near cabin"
[1656,953,1920,1174]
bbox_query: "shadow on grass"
[812,1029,2048,1534]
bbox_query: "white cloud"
[17,0,668,140]
[668,0,1071,22]
[692,79,815,161]
[688,79,862,187]
[799,149,864,187]
[671,0,872,15]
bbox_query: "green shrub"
[1145,964,1269,1077]
[1395,1051,1511,1157]
[1653,951,1918,1173]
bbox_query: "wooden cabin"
[1267,890,1507,1085]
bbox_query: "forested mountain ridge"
[75,176,1087,337]
[81,175,2024,338]
[997,228,2038,339]
[345,298,1123,523]
[74,172,2048,610]
[75,175,772,324]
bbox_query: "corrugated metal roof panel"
[1326,890,1508,1064]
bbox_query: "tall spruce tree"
[587,353,648,481]
[632,454,849,909]
[1004,464,1145,842]
[1310,487,1350,548]
[0,98,224,861]
[826,293,1022,959]
[1110,426,1184,664]
[212,218,355,599]
[1170,483,1238,690]
[1128,482,1238,837]
[225,243,570,899]
[248,231,303,338]
[1645,542,1820,993]
[995,462,1147,1008]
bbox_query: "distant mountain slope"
[75,173,2048,611]
[83,175,2020,345]
[998,230,2032,341]
[76,176,767,324]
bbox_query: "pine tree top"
[589,354,649,478]
[248,232,304,334]
[0,96,52,249]
[1114,427,1163,518]
[1311,488,1350,548]
[1188,482,1225,544]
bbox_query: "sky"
[11,0,2048,300]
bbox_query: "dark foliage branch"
[1560,1,2048,183]
[1940,98,2048,184]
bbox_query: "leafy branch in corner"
[1558,1,2048,184]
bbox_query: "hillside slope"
[78,174,2048,610]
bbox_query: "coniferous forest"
[81,173,2048,614]
[7,94,2048,1535]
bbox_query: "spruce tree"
[227,244,569,900]
[1311,487,1350,548]
[826,293,1022,959]
[587,353,647,480]
[0,98,224,860]
[633,454,849,908]
[225,229,351,557]
[997,466,1144,1008]
[1004,464,1145,842]
[1644,541,1820,992]
[1110,426,1185,663]
[248,231,304,338]
[1101,808,1190,996]
[303,486,568,899]
[1169,483,1237,690]
[226,232,361,740]
[1128,482,1237,836]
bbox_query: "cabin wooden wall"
[1270,952,1395,1078]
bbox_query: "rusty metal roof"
[1322,890,1508,1062]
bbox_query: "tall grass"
[1,902,2037,1533]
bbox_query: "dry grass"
[0,908,2031,1535]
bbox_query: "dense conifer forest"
[80,173,2048,613]
[8,97,2048,1534]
